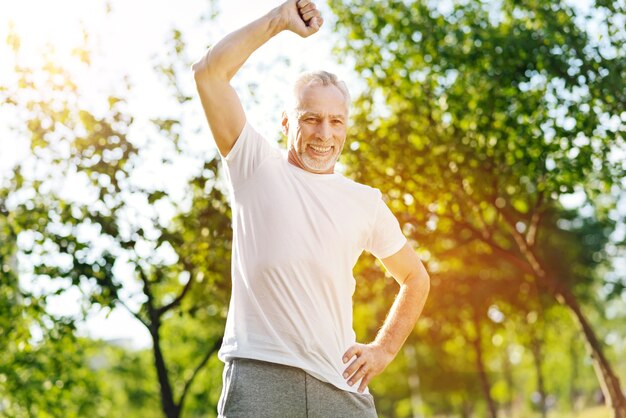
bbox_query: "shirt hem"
[219,349,370,395]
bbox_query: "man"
[192,0,430,416]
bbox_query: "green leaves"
[330,0,625,415]
[1,12,230,417]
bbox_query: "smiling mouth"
[308,144,333,155]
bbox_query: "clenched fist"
[278,0,324,37]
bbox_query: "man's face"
[283,84,348,174]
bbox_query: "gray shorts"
[218,358,378,417]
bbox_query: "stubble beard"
[300,148,339,173]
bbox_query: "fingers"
[298,1,315,14]
[343,356,365,380]
[297,0,322,27]
[302,9,321,24]
[347,364,367,385]
[343,345,360,364]
[342,344,385,393]
[310,16,323,31]
[297,0,313,9]
[343,345,368,389]
[358,374,372,393]
[345,361,370,393]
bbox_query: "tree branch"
[444,207,535,276]
[157,260,195,317]
[116,298,149,329]
[526,189,545,248]
[177,337,223,410]
[495,204,546,278]
[451,185,494,241]
[137,267,158,331]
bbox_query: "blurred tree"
[329,0,626,415]
[1,194,106,416]
[1,13,230,418]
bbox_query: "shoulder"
[226,121,282,160]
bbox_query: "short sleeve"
[221,121,277,189]
[365,197,407,259]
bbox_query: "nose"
[317,120,332,141]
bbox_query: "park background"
[1,0,625,417]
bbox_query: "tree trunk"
[569,333,582,413]
[151,319,180,418]
[471,312,498,418]
[555,285,626,418]
[460,396,474,418]
[529,331,548,418]
[502,347,515,418]
[503,225,626,417]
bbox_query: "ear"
[281,111,289,136]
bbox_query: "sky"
[1,0,355,349]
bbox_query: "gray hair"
[289,70,351,114]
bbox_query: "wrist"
[371,340,396,362]
[267,6,288,36]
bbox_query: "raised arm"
[192,0,323,157]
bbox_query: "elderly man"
[192,0,430,416]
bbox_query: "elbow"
[192,54,211,82]
[192,49,217,82]
[403,269,430,296]
[192,48,230,83]
[417,270,430,296]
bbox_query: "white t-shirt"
[217,122,407,393]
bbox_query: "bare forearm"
[342,271,429,392]
[373,273,430,358]
[192,7,284,80]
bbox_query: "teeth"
[309,144,332,153]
